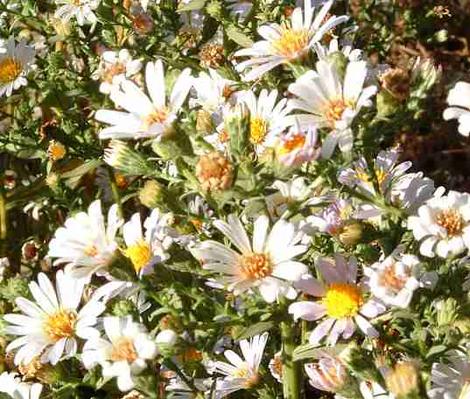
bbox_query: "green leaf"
[178,0,206,12]
[293,343,348,362]
[234,321,275,341]
[226,25,253,48]
[426,345,448,359]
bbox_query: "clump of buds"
[196,152,233,192]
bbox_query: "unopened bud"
[326,51,348,81]
[139,180,167,209]
[225,104,250,157]
[338,221,363,246]
[377,90,401,117]
[385,362,420,398]
[196,109,214,134]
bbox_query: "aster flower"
[96,60,192,140]
[4,270,104,365]
[234,0,348,81]
[48,200,123,280]
[266,177,311,219]
[307,199,355,237]
[0,372,42,399]
[165,377,209,399]
[407,190,470,258]
[304,353,349,394]
[289,255,385,345]
[275,123,321,167]
[191,214,308,303]
[288,59,377,158]
[364,249,437,308]
[93,49,142,95]
[239,89,291,154]
[428,349,470,399]
[0,37,35,97]
[82,316,158,392]
[443,81,470,137]
[359,381,391,399]
[212,333,268,397]
[54,0,100,26]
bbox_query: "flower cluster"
[0,1,468,399]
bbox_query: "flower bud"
[377,90,401,117]
[326,51,348,81]
[338,221,363,246]
[225,104,250,157]
[435,298,459,328]
[112,299,139,318]
[195,152,233,192]
[138,180,167,209]
[132,12,154,35]
[384,361,420,398]
[206,0,223,19]
[156,329,178,346]
[196,109,214,134]
[380,67,410,102]
[305,355,348,393]
[199,43,225,69]
[104,140,155,176]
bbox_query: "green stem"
[107,166,123,218]
[281,319,301,399]
[0,190,7,257]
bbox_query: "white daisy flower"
[4,270,104,366]
[428,349,470,399]
[96,60,192,140]
[48,200,123,280]
[239,89,291,154]
[234,0,348,81]
[407,190,470,258]
[0,37,35,97]
[212,333,268,397]
[288,59,377,158]
[266,177,311,219]
[54,0,100,26]
[191,69,237,120]
[443,81,470,137]
[289,255,385,345]
[313,38,363,62]
[191,214,308,303]
[275,123,320,166]
[93,49,142,95]
[122,209,174,276]
[0,372,42,399]
[364,249,436,308]
[82,316,158,392]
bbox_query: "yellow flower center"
[375,169,387,186]
[84,245,98,257]
[323,283,363,319]
[124,240,152,273]
[0,57,23,85]
[142,108,169,130]
[44,309,77,342]
[436,209,464,237]
[271,24,310,59]
[110,337,138,363]
[324,99,347,124]
[271,354,283,378]
[250,117,268,144]
[277,133,306,156]
[239,253,272,281]
[233,365,259,388]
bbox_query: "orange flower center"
[436,209,464,237]
[277,133,306,156]
[44,309,77,342]
[324,99,349,125]
[142,108,169,130]
[379,264,408,292]
[0,57,23,85]
[239,253,272,280]
[110,337,138,363]
[103,62,126,83]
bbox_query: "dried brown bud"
[196,152,233,192]
[199,43,225,69]
[380,68,410,102]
